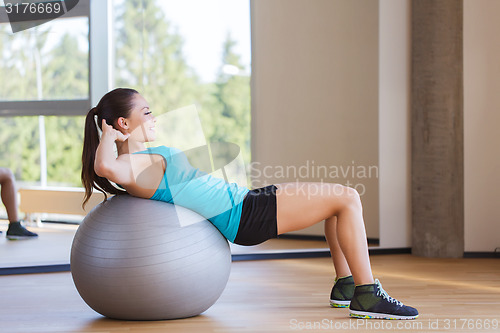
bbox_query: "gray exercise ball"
[70,195,231,320]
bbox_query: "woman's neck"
[116,140,146,155]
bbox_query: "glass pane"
[113,0,251,167]
[44,115,84,187]
[0,116,40,185]
[0,115,84,187]
[0,16,89,101]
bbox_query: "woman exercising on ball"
[81,88,418,320]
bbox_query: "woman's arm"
[94,119,134,186]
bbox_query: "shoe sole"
[6,235,38,240]
[349,309,419,320]
[330,299,350,308]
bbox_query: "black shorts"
[233,185,279,246]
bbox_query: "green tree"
[0,25,87,186]
[0,116,40,183]
[0,25,50,100]
[0,25,48,182]
[45,116,84,186]
[42,33,88,99]
[42,32,88,186]
[201,34,251,166]
[114,0,201,114]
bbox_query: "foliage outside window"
[114,0,251,168]
[0,17,88,186]
[0,0,250,188]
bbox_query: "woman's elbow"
[94,161,111,178]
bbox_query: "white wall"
[378,0,411,248]
[378,0,500,251]
[250,0,500,251]
[464,0,500,252]
[250,0,379,238]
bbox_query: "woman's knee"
[335,185,362,212]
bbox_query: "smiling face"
[116,94,156,143]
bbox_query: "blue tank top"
[134,146,250,242]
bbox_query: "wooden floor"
[0,255,499,333]
[0,221,78,268]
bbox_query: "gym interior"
[0,0,499,332]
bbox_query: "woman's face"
[117,94,156,142]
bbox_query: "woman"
[81,88,418,320]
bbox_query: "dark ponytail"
[81,88,139,208]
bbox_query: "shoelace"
[375,279,403,307]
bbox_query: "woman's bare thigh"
[275,182,357,234]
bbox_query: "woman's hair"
[81,88,139,208]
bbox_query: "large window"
[0,1,90,187]
[0,0,251,189]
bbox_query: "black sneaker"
[349,279,419,320]
[330,275,355,308]
[6,221,38,240]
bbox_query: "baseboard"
[232,247,412,262]
[232,250,331,261]
[41,219,81,225]
[369,247,411,255]
[0,264,70,276]
[278,234,326,241]
[278,234,380,246]
[463,251,500,258]
[367,238,380,246]
[0,248,414,275]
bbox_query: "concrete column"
[411,0,464,257]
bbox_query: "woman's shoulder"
[132,146,184,161]
[133,145,169,154]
